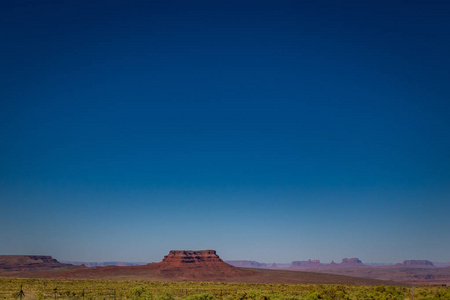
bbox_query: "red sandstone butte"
[155,250,254,278]
[159,250,226,267]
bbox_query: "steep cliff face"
[0,255,75,271]
[159,250,226,267]
[154,250,255,279]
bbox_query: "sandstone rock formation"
[291,259,322,268]
[0,255,76,271]
[154,250,255,278]
[341,258,364,265]
[1,252,437,285]
[397,260,435,267]
[159,250,226,266]
[331,258,366,268]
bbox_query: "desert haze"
[0,251,401,286]
[2,251,450,286]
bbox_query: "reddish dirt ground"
[0,252,404,286]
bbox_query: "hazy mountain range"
[61,261,147,267]
[61,259,450,268]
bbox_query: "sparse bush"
[184,293,216,300]
[154,291,174,300]
[129,286,152,300]
[303,292,321,300]
[0,277,449,300]
[36,290,44,300]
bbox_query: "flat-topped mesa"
[341,258,363,265]
[0,255,75,271]
[399,260,435,267]
[28,256,61,265]
[154,250,256,279]
[159,250,228,267]
[332,258,366,268]
[291,259,322,268]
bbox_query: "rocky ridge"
[0,255,77,271]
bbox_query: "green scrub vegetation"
[0,278,449,300]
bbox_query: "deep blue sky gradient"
[1,0,450,263]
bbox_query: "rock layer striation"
[159,250,225,266]
[154,250,255,278]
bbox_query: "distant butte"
[290,259,322,268]
[339,258,365,267]
[397,260,435,267]
[0,252,427,285]
[289,258,365,269]
[0,255,81,271]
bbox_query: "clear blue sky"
[1,0,449,264]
